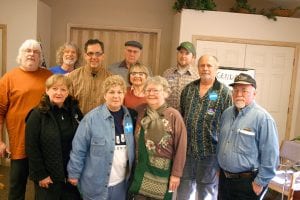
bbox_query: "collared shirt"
[217,102,279,186]
[67,66,111,115]
[163,65,199,110]
[180,79,232,159]
[108,60,129,85]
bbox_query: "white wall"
[172,9,300,139]
[37,1,51,68]
[0,0,38,71]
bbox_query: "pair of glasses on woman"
[130,72,146,76]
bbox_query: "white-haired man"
[217,73,279,200]
[0,39,52,199]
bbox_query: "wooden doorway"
[67,24,161,74]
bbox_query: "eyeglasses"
[24,49,40,54]
[130,72,146,76]
[145,89,162,95]
[86,52,104,57]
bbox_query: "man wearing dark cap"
[108,40,143,84]
[163,41,199,111]
[217,73,279,200]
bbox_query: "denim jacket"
[67,104,135,200]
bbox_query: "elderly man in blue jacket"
[217,73,279,200]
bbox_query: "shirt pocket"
[90,137,106,157]
[234,129,256,156]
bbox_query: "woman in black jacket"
[25,74,83,200]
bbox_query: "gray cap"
[125,40,143,50]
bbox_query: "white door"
[245,44,294,143]
[195,40,295,143]
[196,40,246,68]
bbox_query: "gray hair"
[198,54,219,68]
[144,76,171,96]
[56,42,81,68]
[16,39,43,66]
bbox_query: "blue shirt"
[217,102,279,186]
[49,66,68,74]
[67,104,135,200]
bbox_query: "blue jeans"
[107,180,127,200]
[177,155,218,200]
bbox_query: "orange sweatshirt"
[0,67,52,159]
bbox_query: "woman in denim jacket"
[67,75,136,200]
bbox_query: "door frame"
[192,35,300,141]
[0,24,7,77]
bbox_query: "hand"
[0,141,9,158]
[68,178,78,186]
[39,176,53,188]
[168,175,180,192]
[252,181,263,196]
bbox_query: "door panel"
[196,40,246,67]
[245,44,294,143]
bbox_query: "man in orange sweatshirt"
[0,39,52,200]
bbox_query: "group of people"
[0,38,279,200]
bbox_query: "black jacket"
[25,94,83,182]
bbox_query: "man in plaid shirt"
[163,41,199,111]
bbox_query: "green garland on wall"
[173,0,216,12]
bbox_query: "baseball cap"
[229,73,256,89]
[177,41,196,56]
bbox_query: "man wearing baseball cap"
[108,40,144,84]
[163,41,199,110]
[217,73,279,199]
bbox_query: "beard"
[63,58,76,65]
[21,59,39,71]
[234,100,246,109]
[200,74,213,82]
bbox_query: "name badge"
[207,108,215,115]
[124,122,133,134]
[209,91,218,101]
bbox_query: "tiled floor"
[0,165,34,200]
